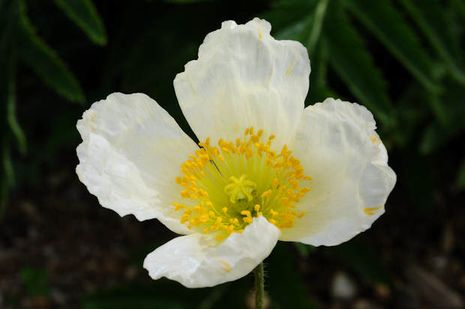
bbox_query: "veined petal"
[281,98,396,246]
[76,93,197,234]
[174,18,310,147]
[143,216,280,288]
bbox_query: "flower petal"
[76,93,197,234]
[143,216,280,288]
[281,98,396,246]
[174,18,310,146]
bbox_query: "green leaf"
[306,0,329,54]
[294,243,315,257]
[0,141,14,215]
[267,0,328,54]
[6,63,27,155]
[7,95,27,155]
[20,267,50,297]
[457,158,465,191]
[0,0,27,154]
[346,0,440,94]
[400,0,465,84]
[325,4,394,127]
[262,0,317,38]
[273,13,314,41]
[427,90,449,127]
[265,0,334,105]
[17,0,85,103]
[54,0,107,46]
[2,145,14,187]
[307,39,336,104]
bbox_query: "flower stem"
[254,262,264,309]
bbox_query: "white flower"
[76,18,396,288]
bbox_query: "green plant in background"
[20,266,51,297]
[0,0,106,213]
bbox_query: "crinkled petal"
[143,216,280,288]
[281,98,396,246]
[174,18,310,147]
[76,93,197,234]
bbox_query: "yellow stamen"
[172,127,311,241]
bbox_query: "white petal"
[76,93,197,234]
[174,18,310,147]
[281,98,396,246]
[143,216,280,288]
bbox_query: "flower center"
[173,127,311,241]
[224,175,256,204]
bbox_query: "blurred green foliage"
[1,0,465,307]
[1,0,105,212]
[20,266,51,297]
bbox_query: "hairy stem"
[254,262,264,309]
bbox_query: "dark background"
[1,0,465,308]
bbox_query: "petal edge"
[281,98,396,246]
[143,216,280,288]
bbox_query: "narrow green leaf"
[306,0,329,54]
[17,0,85,103]
[262,0,317,36]
[308,39,336,104]
[400,0,465,84]
[269,0,328,55]
[273,13,314,41]
[426,91,448,127]
[6,61,27,155]
[265,0,335,105]
[294,243,315,257]
[271,9,334,104]
[1,0,27,154]
[2,145,14,188]
[457,159,465,191]
[310,39,328,90]
[325,4,394,127]
[0,141,14,215]
[54,0,107,46]
[346,0,440,94]
[0,179,8,216]
[7,86,27,155]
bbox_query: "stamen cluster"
[174,127,311,241]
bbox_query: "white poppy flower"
[76,18,396,288]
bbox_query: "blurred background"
[1,0,465,308]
